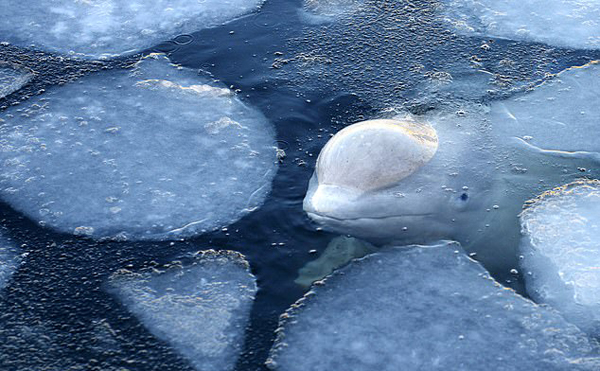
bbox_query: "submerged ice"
[489,61,600,157]
[109,250,257,371]
[444,0,600,50]
[0,0,265,58]
[0,55,277,240]
[0,229,19,290]
[520,180,600,336]
[303,0,364,20]
[295,236,377,287]
[0,62,32,99]
[268,242,600,371]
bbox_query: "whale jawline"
[306,211,433,224]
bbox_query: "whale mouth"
[306,211,451,243]
[306,211,433,224]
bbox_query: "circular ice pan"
[520,180,600,336]
[0,0,266,59]
[268,242,600,371]
[443,0,600,50]
[0,54,277,240]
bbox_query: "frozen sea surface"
[521,180,600,336]
[0,54,277,240]
[443,0,600,50]
[0,0,265,59]
[268,242,600,371]
[0,62,32,99]
[109,250,257,371]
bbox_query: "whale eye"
[451,192,470,210]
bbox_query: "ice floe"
[0,0,265,58]
[0,55,277,240]
[109,250,257,371]
[489,61,600,157]
[268,241,600,371]
[520,180,600,336]
[0,229,19,290]
[0,62,32,99]
[443,0,600,49]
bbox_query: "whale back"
[316,119,438,192]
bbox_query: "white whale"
[304,113,499,264]
[304,61,600,272]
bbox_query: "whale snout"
[302,182,365,235]
[303,182,360,219]
[303,179,432,222]
[303,180,447,242]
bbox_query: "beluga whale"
[303,61,600,275]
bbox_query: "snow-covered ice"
[109,250,257,371]
[0,62,32,99]
[268,241,600,371]
[443,0,600,50]
[520,180,600,336]
[0,54,277,240]
[0,0,265,58]
[0,229,19,290]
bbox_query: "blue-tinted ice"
[0,0,265,58]
[0,55,277,240]
[109,250,257,371]
[521,180,600,336]
[444,0,600,50]
[268,242,600,371]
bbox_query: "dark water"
[0,0,599,370]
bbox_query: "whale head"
[303,118,489,243]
